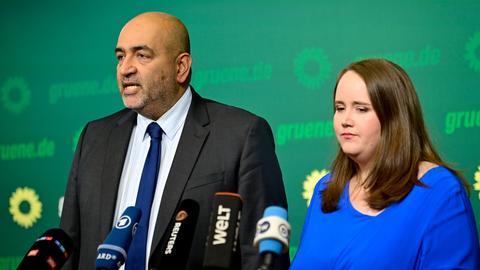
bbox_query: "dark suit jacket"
[60,90,289,269]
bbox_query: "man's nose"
[118,56,137,77]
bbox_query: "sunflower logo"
[294,48,332,90]
[465,32,480,73]
[1,77,31,114]
[473,166,480,200]
[9,187,43,229]
[302,169,329,206]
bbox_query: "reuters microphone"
[253,206,290,270]
[151,199,200,270]
[203,192,243,270]
[17,228,73,270]
[96,206,141,270]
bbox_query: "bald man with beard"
[60,12,289,270]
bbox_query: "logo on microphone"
[115,216,131,229]
[258,221,270,234]
[164,222,182,254]
[176,210,188,221]
[278,224,290,239]
[212,205,231,245]
[132,222,139,236]
[97,252,117,261]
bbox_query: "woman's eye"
[357,107,369,112]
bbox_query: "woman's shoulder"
[315,172,332,191]
[417,163,464,195]
[418,161,439,179]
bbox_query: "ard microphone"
[96,206,141,270]
[203,192,243,270]
[17,228,73,270]
[151,199,199,270]
[253,206,290,270]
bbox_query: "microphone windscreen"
[17,228,73,270]
[152,199,200,270]
[96,206,141,270]
[203,192,243,270]
[254,206,290,255]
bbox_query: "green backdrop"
[1,1,480,268]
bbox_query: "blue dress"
[291,166,480,269]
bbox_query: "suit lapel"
[99,110,136,237]
[150,90,210,253]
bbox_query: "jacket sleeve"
[59,123,89,270]
[237,117,290,270]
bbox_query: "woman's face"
[333,70,381,169]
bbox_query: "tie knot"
[146,122,162,140]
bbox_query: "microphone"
[203,192,243,270]
[96,206,141,270]
[151,199,200,270]
[17,228,73,270]
[253,206,290,270]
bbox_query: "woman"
[291,59,479,269]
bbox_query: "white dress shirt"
[114,87,192,270]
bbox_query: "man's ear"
[176,52,192,84]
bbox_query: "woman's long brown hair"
[322,59,468,213]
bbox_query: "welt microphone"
[253,206,290,270]
[96,206,141,270]
[17,228,73,270]
[151,199,200,270]
[203,192,243,270]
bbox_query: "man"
[60,12,289,270]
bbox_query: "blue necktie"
[126,122,162,270]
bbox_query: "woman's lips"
[340,132,356,139]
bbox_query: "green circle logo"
[465,32,480,72]
[1,77,31,114]
[294,48,332,90]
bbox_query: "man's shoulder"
[78,108,136,139]
[87,108,135,127]
[198,95,264,124]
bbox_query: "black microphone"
[203,192,243,270]
[17,228,73,270]
[151,199,200,270]
[96,206,141,270]
[253,206,290,270]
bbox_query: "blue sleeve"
[419,180,480,269]
[295,174,330,253]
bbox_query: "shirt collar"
[136,86,192,141]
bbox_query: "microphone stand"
[256,252,277,270]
